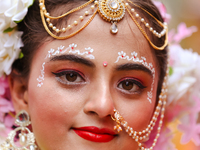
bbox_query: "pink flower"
[153,1,171,23]
[169,22,198,44]
[0,77,8,96]
[178,114,200,145]
[0,77,14,121]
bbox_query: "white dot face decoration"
[115,51,155,103]
[36,43,95,87]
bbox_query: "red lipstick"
[73,126,116,142]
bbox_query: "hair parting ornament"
[39,0,168,50]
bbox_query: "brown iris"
[122,81,134,90]
[66,73,77,82]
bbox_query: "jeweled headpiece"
[39,0,168,50]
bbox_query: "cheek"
[116,78,158,131]
[27,75,86,147]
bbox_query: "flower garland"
[0,0,200,149]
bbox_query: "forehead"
[37,15,155,65]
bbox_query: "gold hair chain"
[39,0,168,50]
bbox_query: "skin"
[9,14,159,150]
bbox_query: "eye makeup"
[115,51,155,103]
[36,43,95,87]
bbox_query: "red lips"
[73,126,116,142]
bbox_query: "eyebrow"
[49,54,95,67]
[115,63,153,77]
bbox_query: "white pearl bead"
[53,26,56,30]
[74,21,78,25]
[131,8,135,12]
[153,30,156,34]
[135,14,139,17]
[56,29,59,33]
[141,18,144,22]
[46,18,50,22]
[145,23,149,27]
[94,1,98,4]
[42,7,45,11]
[156,32,159,36]
[49,23,53,27]
[149,27,153,31]
[79,16,84,20]
[62,28,66,32]
[46,13,50,16]
[39,3,43,6]
[91,5,95,9]
[85,11,89,16]
[68,25,72,29]
[20,134,26,146]
[125,3,129,6]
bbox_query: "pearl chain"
[112,60,169,150]
[124,2,167,38]
[39,0,98,33]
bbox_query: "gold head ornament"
[39,0,168,50]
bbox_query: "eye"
[52,70,86,85]
[117,78,146,94]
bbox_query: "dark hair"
[12,0,168,101]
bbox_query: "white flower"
[0,31,23,76]
[0,0,34,31]
[168,44,200,105]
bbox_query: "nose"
[83,81,115,118]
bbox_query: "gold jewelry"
[39,0,168,50]
[111,60,169,150]
[0,110,37,150]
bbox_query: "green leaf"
[3,27,14,33]
[169,66,173,76]
[19,52,24,59]
[14,20,23,24]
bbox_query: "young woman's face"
[25,15,159,150]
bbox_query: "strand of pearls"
[39,0,98,33]
[124,2,167,38]
[112,60,169,150]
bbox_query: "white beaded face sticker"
[36,43,95,87]
[115,51,155,103]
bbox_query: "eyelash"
[52,70,86,85]
[52,71,146,94]
[117,78,146,94]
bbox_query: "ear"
[8,74,29,114]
